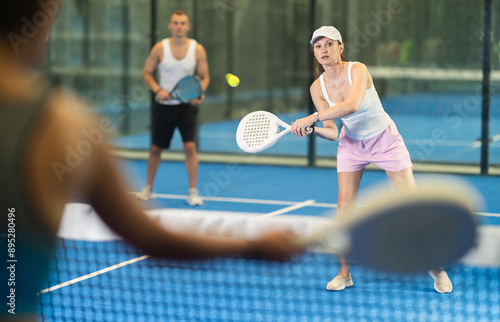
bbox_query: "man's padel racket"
[236,111,312,153]
[298,178,482,273]
[170,75,203,103]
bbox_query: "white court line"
[39,200,316,295]
[137,192,500,219]
[476,212,500,218]
[148,193,500,218]
[148,193,337,208]
[257,199,315,218]
[153,192,500,218]
[39,255,149,295]
[472,133,500,148]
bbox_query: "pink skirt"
[337,120,413,172]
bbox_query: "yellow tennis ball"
[225,73,240,87]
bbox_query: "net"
[37,204,500,321]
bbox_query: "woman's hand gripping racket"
[296,178,482,273]
[170,75,204,103]
[236,111,313,153]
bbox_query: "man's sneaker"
[136,185,155,200]
[326,274,353,291]
[429,269,453,293]
[187,188,203,206]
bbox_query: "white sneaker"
[187,188,203,206]
[429,269,453,293]
[136,185,155,200]
[326,274,353,291]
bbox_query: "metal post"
[225,5,234,119]
[120,0,131,135]
[266,4,274,113]
[480,0,492,175]
[149,0,158,131]
[82,1,90,66]
[151,0,157,50]
[307,0,316,167]
[192,0,198,39]
[192,0,201,148]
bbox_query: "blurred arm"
[143,42,168,98]
[195,43,210,92]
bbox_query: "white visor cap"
[310,26,342,44]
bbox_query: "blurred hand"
[190,94,205,106]
[248,231,304,261]
[156,89,171,101]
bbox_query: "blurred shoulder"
[48,88,111,133]
[24,87,112,234]
[38,87,115,162]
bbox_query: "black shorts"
[151,102,198,149]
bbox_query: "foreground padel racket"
[170,75,203,103]
[236,111,312,153]
[299,178,482,273]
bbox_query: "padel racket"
[298,178,482,273]
[170,75,203,103]
[236,111,313,153]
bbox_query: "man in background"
[137,10,209,206]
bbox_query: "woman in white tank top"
[290,26,453,294]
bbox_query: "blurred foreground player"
[0,3,301,320]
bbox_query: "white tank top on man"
[319,61,390,140]
[157,38,197,105]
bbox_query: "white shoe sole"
[326,278,353,291]
[187,198,203,206]
[429,271,453,293]
[136,193,155,201]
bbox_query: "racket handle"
[305,125,314,134]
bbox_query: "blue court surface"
[39,159,500,321]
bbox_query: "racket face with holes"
[236,111,290,153]
[170,75,203,103]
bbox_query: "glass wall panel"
[315,0,486,165]
[490,0,500,169]
[45,0,497,168]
